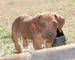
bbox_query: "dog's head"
[31,12,65,40]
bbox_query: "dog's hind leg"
[12,30,21,53]
[23,37,28,47]
[12,19,21,53]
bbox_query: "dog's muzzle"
[43,32,56,40]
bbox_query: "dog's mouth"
[42,35,56,40]
[41,32,57,41]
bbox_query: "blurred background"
[0,0,75,56]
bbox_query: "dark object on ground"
[56,29,64,37]
[52,29,66,47]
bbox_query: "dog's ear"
[31,15,41,34]
[54,14,65,32]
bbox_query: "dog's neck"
[56,29,64,37]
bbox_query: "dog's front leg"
[33,39,43,50]
[45,40,53,48]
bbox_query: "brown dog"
[12,12,65,53]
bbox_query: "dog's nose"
[48,32,53,36]
[47,32,53,37]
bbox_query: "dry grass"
[0,0,75,56]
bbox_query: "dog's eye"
[53,21,57,26]
[40,23,45,27]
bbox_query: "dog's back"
[12,14,33,39]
